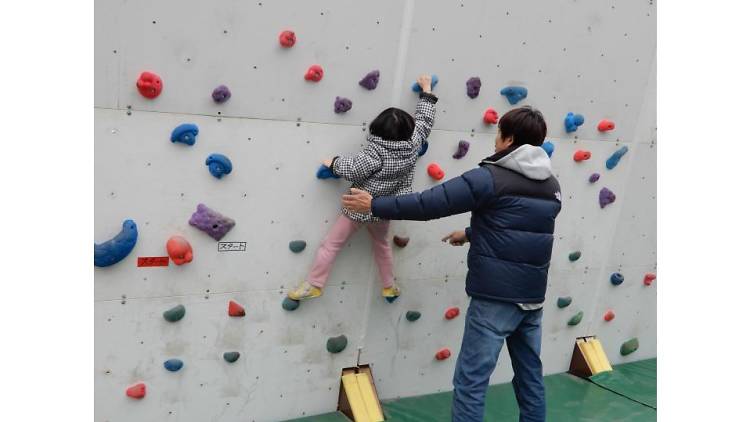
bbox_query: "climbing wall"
[95,0,656,420]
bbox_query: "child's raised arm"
[411,75,439,148]
[329,144,383,182]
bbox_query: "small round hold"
[603,310,615,322]
[573,150,592,162]
[589,173,601,183]
[643,273,656,286]
[304,65,324,82]
[163,359,184,372]
[427,163,445,180]
[405,310,421,321]
[483,108,499,124]
[610,272,625,286]
[568,251,582,262]
[326,335,348,353]
[212,85,231,103]
[282,297,300,311]
[279,30,296,48]
[289,240,307,253]
[136,71,162,99]
[163,304,186,322]
[444,307,460,320]
[205,154,233,179]
[435,348,451,360]
[126,382,146,399]
[334,96,352,113]
[170,123,199,146]
[393,235,410,248]
[223,351,240,363]
[556,296,572,308]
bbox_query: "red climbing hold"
[483,108,499,125]
[597,119,616,132]
[573,150,592,162]
[166,236,193,265]
[228,300,246,317]
[304,65,324,82]
[604,310,615,322]
[643,273,656,286]
[136,71,162,99]
[427,163,445,181]
[126,382,146,399]
[279,30,296,48]
[444,307,460,320]
[435,348,452,360]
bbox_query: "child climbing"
[287,74,439,302]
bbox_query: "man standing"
[342,107,561,422]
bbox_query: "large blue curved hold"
[411,75,439,93]
[206,154,232,179]
[170,123,199,146]
[316,164,340,179]
[541,141,555,158]
[564,112,585,133]
[606,146,629,170]
[500,86,528,105]
[417,140,429,157]
[94,219,138,267]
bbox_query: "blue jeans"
[452,298,545,422]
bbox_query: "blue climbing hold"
[418,140,429,157]
[316,164,340,179]
[541,141,555,157]
[205,154,232,179]
[163,359,184,372]
[411,75,439,93]
[500,86,528,105]
[95,220,138,267]
[606,146,629,170]
[282,297,300,311]
[610,272,625,286]
[170,123,199,146]
[564,113,585,133]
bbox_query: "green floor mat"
[589,358,657,409]
[287,411,350,421]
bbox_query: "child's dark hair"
[499,106,547,147]
[369,107,415,142]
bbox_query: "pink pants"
[307,214,394,289]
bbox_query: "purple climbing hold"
[599,187,616,208]
[189,204,236,241]
[466,77,481,99]
[334,96,352,114]
[359,70,380,90]
[453,140,470,159]
[212,85,231,103]
[589,173,600,183]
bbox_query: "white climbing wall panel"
[95,0,656,420]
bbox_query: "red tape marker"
[137,256,170,267]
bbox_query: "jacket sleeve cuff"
[465,227,472,242]
[330,156,340,174]
[419,92,438,103]
[371,197,384,218]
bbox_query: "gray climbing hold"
[326,335,348,353]
[556,297,572,308]
[163,305,186,322]
[282,297,300,311]
[289,240,307,253]
[620,338,639,356]
[405,311,421,322]
[568,311,583,326]
[223,351,240,363]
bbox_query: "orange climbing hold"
[228,300,246,317]
[643,273,656,286]
[573,150,592,162]
[304,65,324,82]
[444,306,460,320]
[603,310,615,322]
[166,235,193,265]
[278,30,296,48]
[427,163,445,180]
[597,119,616,132]
[435,348,452,360]
[126,382,146,399]
[483,108,499,124]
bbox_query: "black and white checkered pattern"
[332,93,438,222]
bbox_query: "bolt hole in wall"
[94,0,655,420]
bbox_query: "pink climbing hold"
[427,163,445,180]
[643,273,656,286]
[126,382,146,399]
[573,150,592,162]
[228,300,246,317]
[604,310,615,322]
[304,65,324,82]
[444,307,460,320]
[136,71,162,99]
[279,30,296,48]
[435,348,452,360]
[598,119,616,132]
[166,236,193,265]
[483,108,499,125]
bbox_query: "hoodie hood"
[481,144,553,180]
[369,134,418,159]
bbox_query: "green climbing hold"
[405,311,421,322]
[163,304,186,322]
[568,311,583,326]
[620,338,639,356]
[289,240,307,253]
[568,251,581,262]
[326,335,348,354]
[223,351,240,363]
[282,297,300,311]
[556,296,572,308]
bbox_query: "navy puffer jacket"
[371,144,562,303]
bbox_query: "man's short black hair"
[499,106,547,147]
[369,107,415,142]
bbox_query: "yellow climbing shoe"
[288,281,322,300]
[382,285,401,303]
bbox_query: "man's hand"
[342,188,373,213]
[442,230,468,246]
[322,158,333,168]
[417,74,432,93]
